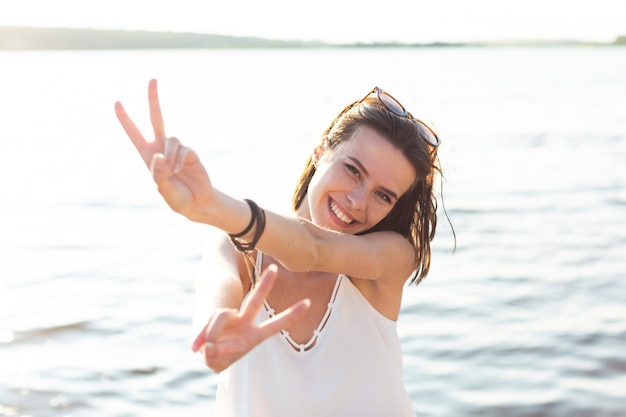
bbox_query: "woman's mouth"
[329,200,354,225]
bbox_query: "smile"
[329,200,354,225]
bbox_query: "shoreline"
[1,26,624,50]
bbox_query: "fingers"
[117,80,197,175]
[152,137,190,178]
[190,266,280,356]
[175,146,191,173]
[150,154,178,201]
[150,153,168,182]
[148,79,167,141]
[191,322,209,352]
[240,265,279,321]
[202,309,236,347]
[115,80,168,168]
[241,264,311,344]
[257,298,310,341]
[114,101,153,166]
[163,136,182,171]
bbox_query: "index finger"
[114,101,154,167]
[240,265,278,321]
[148,79,166,141]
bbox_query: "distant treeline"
[0,27,328,50]
[0,26,624,50]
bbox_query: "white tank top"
[213,253,415,417]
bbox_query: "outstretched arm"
[115,80,416,283]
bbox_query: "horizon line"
[1,25,624,49]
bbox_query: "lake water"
[0,47,625,416]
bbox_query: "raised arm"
[115,80,416,284]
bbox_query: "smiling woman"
[114,79,445,416]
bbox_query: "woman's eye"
[376,191,391,203]
[345,164,360,177]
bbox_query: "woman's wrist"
[190,190,259,238]
[228,199,266,253]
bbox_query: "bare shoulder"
[323,230,416,284]
[342,232,415,320]
[349,275,406,321]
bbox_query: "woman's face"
[301,125,416,234]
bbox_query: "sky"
[1,0,624,44]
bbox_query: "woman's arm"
[115,80,416,285]
[200,192,417,283]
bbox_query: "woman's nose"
[347,186,368,210]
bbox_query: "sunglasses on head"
[358,87,441,147]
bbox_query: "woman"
[115,79,444,416]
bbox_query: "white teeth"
[330,201,353,225]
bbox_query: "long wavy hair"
[292,96,442,285]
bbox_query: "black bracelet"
[246,204,266,252]
[228,199,266,253]
[228,199,257,238]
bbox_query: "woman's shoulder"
[348,274,406,321]
[333,230,416,283]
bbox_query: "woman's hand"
[191,265,310,373]
[114,79,214,222]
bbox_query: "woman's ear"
[313,135,329,163]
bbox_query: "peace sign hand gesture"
[114,79,214,222]
[191,265,310,373]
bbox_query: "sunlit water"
[1,47,625,416]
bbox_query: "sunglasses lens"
[378,91,407,117]
[417,122,441,147]
[369,87,441,147]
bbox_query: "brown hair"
[292,97,441,285]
